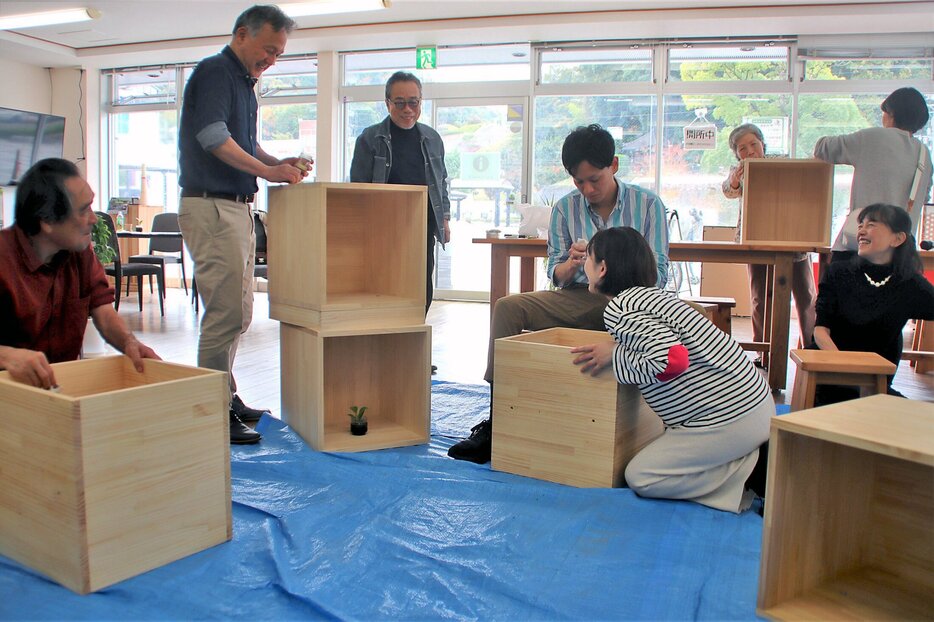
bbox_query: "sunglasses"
[389,98,421,110]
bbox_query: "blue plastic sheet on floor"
[0,382,772,620]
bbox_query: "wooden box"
[491,328,663,488]
[758,394,934,620]
[267,182,427,330]
[280,322,431,452]
[0,356,231,594]
[741,159,833,245]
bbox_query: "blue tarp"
[0,382,768,620]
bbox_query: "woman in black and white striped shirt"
[571,227,773,513]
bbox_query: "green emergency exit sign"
[416,46,437,70]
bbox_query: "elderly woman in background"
[814,87,932,264]
[722,124,817,362]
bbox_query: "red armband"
[656,344,689,381]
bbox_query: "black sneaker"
[447,419,492,464]
[230,412,261,445]
[231,394,269,423]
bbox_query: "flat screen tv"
[0,106,66,186]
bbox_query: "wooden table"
[472,237,831,391]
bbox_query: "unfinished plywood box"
[280,322,431,452]
[267,182,427,330]
[491,327,663,488]
[741,159,833,245]
[0,356,231,595]
[758,394,934,621]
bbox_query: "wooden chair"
[681,295,735,334]
[97,212,165,316]
[789,349,896,411]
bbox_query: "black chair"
[129,212,188,297]
[96,212,165,316]
[192,211,267,312]
[254,211,268,280]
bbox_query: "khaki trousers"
[178,196,255,400]
[485,286,609,383]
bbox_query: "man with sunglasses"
[350,71,451,352]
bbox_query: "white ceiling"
[1,0,931,69]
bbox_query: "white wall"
[0,57,51,113]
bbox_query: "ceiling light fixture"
[281,0,390,18]
[0,7,101,31]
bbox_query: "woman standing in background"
[814,87,932,263]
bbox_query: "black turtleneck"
[815,257,934,365]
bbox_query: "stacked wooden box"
[267,182,431,452]
[0,357,230,594]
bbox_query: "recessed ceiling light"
[0,7,101,31]
[280,0,391,18]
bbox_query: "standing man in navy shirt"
[179,4,308,444]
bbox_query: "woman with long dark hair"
[812,203,934,403]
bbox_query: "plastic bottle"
[116,212,125,230]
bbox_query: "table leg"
[519,257,535,293]
[768,257,793,392]
[490,245,510,318]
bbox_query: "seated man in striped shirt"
[448,124,669,464]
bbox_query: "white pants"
[625,396,773,513]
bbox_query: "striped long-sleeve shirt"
[547,179,669,288]
[605,287,771,428]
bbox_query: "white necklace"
[864,272,892,288]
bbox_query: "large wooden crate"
[267,182,427,330]
[280,322,431,452]
[491,327,663,488]
[758,394,934,620]
[741,159,833,245]
[0,356,231,594]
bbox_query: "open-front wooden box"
[491,327,662,488]
[741,159,834,245]
[280,322,431,452]
[758,394,933,620]
[267,182,427,331]
[0,356,230,595]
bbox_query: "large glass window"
[533,95,657,204]
[259,57,318,97]
[343,44,530,86]
[110,110,179,211]
[804,56,933,81]
[112,68,178,105]
[254,102,317,210]
[540,47,653,83]
[659,94,792,231]
[668,44,789,81]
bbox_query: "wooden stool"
[681,295,735,334]
[789,349,896,411]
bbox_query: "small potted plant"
[91,217,116,265]
[348,405,368,436]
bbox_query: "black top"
[387,122,427,187]
[816,258,934,365]
[178,46,259,195]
